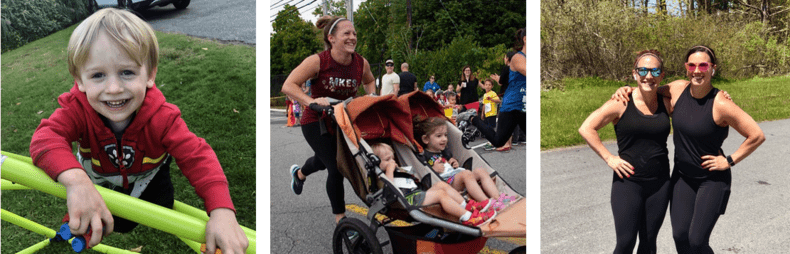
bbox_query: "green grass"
[1,24,255,253]
[541,75,790,150]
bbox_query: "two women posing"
[579,46,765,254]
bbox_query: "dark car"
[89,0,190,13]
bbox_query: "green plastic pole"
[1,179,31,190]
[1,156,208,243]
[173,200,257,239]
[179,236,204,254]
[2,153,256,254]
[1,209,57,238]
[89,242,142,254]
[15,239,51,254]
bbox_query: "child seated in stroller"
[371,143,495,227]
[413,115,517,211]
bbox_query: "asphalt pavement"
[136,0,256,44]
[541,118,790,253]
[269,110,526,253]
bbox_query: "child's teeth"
[106,100,127,107]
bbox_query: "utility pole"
[346,0,353,22]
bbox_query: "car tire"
[173,0,190,9]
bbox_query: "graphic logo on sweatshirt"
[104,144,135,169]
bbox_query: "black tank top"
[614,93,671,181]
[672,85,729,179]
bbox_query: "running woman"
[462,28,526,148]
[281,15,376,223]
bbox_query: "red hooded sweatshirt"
[31,83,234,214]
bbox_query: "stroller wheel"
[333,217,383,254]
[509,246,526,254]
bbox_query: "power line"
[270,0,302,11]
[271,0,320,22]
[271,0,308,18]
[270,0,288,8]
[438,0,459,34]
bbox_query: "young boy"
[29,9,247,253]
[370,143,495,226]
[481,79,501,151]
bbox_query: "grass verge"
[541,76,790,150]
[1,24,255,253]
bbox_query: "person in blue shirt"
[423,75,440,93]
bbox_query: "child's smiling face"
[422,125,448,152]
[77,30,156,128]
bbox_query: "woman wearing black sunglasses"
[579,50,672,254]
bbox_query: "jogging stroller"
[317,91,525,254]
[457,101,483,148]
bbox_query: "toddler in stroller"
[413,115,517,211]
[370,142,495,227]
[328,92,524,254]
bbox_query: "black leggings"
[300,121,346,215]
[670,169,731,254]
[472,110,526,147]
[611,177,671,254]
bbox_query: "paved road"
[270,110,526,253]
[541,118,790,253]
[136,0,255,44]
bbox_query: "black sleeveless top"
[614,93,671,181]
[672,85,729,179]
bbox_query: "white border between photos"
[256,0,269,253]
[526,1,540,253]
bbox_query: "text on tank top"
[301,50,365,125]
[672,85,729,179]
[614,93,670,181]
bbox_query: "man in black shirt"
[398,62,418,96]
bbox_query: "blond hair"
[68,8,159,79]
[370,142,394,157]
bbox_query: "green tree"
[270,4,323,75]
[311,0,347,18]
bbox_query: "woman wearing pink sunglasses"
[580,50,672,254]
[613,45,765,254]
[665,45,764,254]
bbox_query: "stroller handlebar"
[308,98,344,114]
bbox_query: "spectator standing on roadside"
[424,75,440,94]
[381,59,400,95]
[398,62,418,96]
[456,65,479,105]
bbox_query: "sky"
[268,0,366,33]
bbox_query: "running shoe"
[511,141,519,146]
[465,199,492,212]
[457,109,478,124]
[290,164,305,195]
[463,210,497,227]
[483,143,495,151]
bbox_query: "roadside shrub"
[541,0,790,89]
[1,0,90,52]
